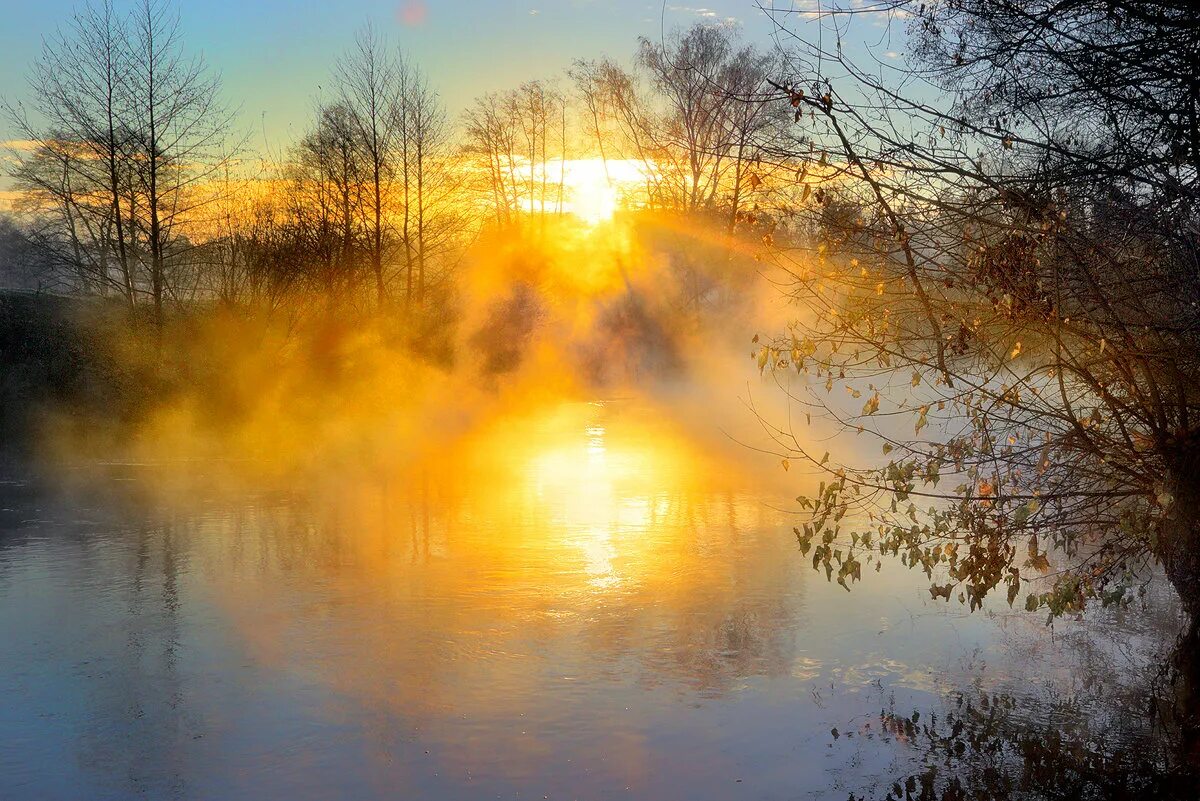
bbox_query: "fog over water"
[0,390,1183,800]
[1,212,1191,799]
[3,0,1199,794]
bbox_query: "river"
[0,398,1186,799]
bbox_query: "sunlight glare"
[559,158,646,225]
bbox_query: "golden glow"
[557,158,647,225]
[512,402,688,588]
[160,394,802,792]
[510,158,648,224]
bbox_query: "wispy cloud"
[667,4,718,17]
[665,5,740,25]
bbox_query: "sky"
[0,0,911,195]
[0,1,795,152]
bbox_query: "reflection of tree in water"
[78,520,194,799]
[209,475,807,703]
[842,689,1196,801]
[830,601,1199,801]
[0,478,199,800]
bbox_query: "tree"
[464,91,522,225]
[5,0,233,320]
[569,57,666,205]
[756,0,1200,743]
[292,102,366,304]
[5,0,136,300]
[125,0,234,328]
[637,24,779,216]
[570,60,615,185]
[335,24,399,307]
[719,44,785,236]
[0,214,47,291]
[396,63,455,304]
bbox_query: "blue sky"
[0,1,809,150]
[0,0,914,174]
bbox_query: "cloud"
[667,4,717,17]
[665,5,740,25]
[1,140,38,152]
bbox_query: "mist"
[4,1,1199,798]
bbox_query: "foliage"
[760,0,1200,623]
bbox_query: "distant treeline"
[1,1,805,323]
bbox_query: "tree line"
[1,2,793,321]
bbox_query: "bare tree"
[397,64,452,303]
[294,102,366,304]
[571,60,614,185]
[126,0,234,329]
[8,141,110,292]
[335,24,399,307]
[464,92,522,225]
[638,25,739,211]
[719,45,785,236]
[5,0,136,300]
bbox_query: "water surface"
[0,400,1181,799]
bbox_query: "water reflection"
[0,401,1187,799]
[198,402,811,709]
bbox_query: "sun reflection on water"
[523,407,663,589]
[70,397,824,797]
[4,398,1187,799]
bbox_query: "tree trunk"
[373,173,384,308]
[1162,446,1200,619]
[416,141,425,304]
[1160,447,1200,764]
[1172,619,1200,767]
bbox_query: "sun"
[560,158,647,225]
